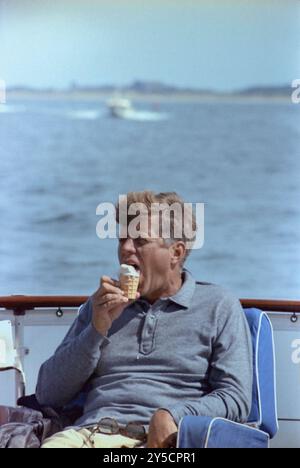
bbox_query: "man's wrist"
[91,319,108,337]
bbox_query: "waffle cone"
[120,274,140,300]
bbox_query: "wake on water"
[65,108,168,121]
[0,104,168,122]
[65,110,104,120]
[0,105,104,120]
[115,110,168,122]
[68,112,169,121]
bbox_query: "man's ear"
[170,241,186,267]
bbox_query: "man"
[37,191,253,448]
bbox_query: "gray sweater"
[36,270,253,428]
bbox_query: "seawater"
[0,98,299,299]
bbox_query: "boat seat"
[177,308,278,448]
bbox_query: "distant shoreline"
[5,90,292,104]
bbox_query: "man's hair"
[115,190,197,262]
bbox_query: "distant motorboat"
[107,97,167,121]
[107,97,134,119]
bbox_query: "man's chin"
[138,284,148,299]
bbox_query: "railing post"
[13,315,26,402]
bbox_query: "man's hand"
[91,276,139,336]
[147,409,178,448]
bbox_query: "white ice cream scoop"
[119,264,140,277]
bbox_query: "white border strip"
[263,313,279,432]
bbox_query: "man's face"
[118,229,172,302]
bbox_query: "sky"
[0,0,300,91]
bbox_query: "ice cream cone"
[119,264,140,300]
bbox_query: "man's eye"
[134,238,148,246]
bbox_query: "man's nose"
[120,238,136,253]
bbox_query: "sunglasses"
[85,417,147,447]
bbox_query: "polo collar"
[167,269,196,309]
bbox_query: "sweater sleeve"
[160,295,253,425]
[36,298,110,408]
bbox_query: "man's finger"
[99,276,120,288]
[101,297,128,309]
[96,293,127,306]
[95,281,124,297]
